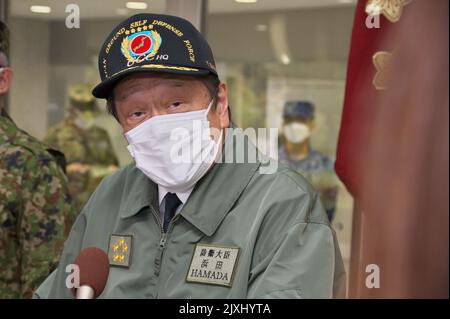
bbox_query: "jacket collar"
[119,165,158,219]
[0,114,17,137]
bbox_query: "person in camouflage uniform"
[0,21,76,298]
[278,101,339,222]
[44,83,119,213]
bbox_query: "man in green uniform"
[278,101,340,222]
[0,21,76,298]
[35,13,346,299]
[44,83,119,213]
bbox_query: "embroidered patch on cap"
[186,243,240,287]
[121,29,162,67]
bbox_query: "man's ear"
[0,68,13,95]
[216,82,229,129]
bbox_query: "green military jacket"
[35,129,346,299]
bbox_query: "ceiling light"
[126,2,148,10]
[280,54,291,65]
[235,0,258,3]
[255,24,268,32]
[116,8,128,15]
[30,5,51,14]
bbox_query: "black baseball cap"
[92,13,218,99]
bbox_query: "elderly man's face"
[113,73,229,140]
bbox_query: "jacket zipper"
[149,205,181,298]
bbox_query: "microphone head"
[73,247,110,298]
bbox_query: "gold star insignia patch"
[108,234,133,268]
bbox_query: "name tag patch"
[186,243,240,287]
[108,234,133,268]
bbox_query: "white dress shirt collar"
[158,185,194,206]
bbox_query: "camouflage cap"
[68,83,97,112]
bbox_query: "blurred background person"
[279,101,339,222]
[43,83,119,213]
[0,20,76,298]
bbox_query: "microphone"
[72,247,110,299]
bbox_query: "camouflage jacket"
[0,115,76,298]
[44,118,118,166]
[278,145,339,222]
[44,118,119,213]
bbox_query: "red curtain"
[336,0,449,298]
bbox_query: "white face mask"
[125,99,223,192]
[283,122,311,144]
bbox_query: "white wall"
[9,17,49,139]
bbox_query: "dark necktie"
[163,193,181,233]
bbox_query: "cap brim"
[92,64,212,99]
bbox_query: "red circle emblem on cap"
[130,34,152,55]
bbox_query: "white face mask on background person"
[125,99,223,192]
[283,122,311,144]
